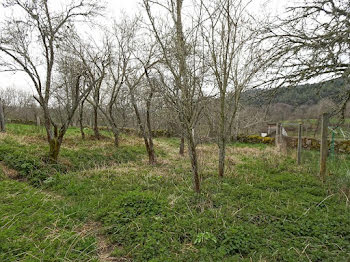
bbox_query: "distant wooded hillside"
[244,78,346,107]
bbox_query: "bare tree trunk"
[48,137,62,162]
[78,101,85,140]
[319,113,329,182]
[0,99,5,132]
[179,134,185,155]
[144,0,202,192]
[206,113,214,138]
[95,99,120,148]
[179,118,185,155]
[43,76,83,162]
[44,116,63,162]
[105,109,119,147]
[130,89,156,165]
[93,105,100,139]
[187,129,200,193]
[146,90,156,164]
[218,94,226,178]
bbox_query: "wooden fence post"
[297,124,302,165]
[276,123,281,150]
[319,113,329,181]
[280,124,288,155]
[0,99,5,132]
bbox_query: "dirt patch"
[0,162,23,180]
[78,221,132,262]
[8,134,46,146]
[0,132,7,139]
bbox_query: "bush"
[237,135,275,144]
[151,129,172,138]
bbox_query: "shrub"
[237,135,275,144]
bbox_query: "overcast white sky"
[0,0,288,93]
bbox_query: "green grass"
[231,142,268,150]
[0,133,147,185]
[0,172,98,261]
[0,124,349,261]
[301,149,350,193]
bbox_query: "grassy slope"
[0,124,349,261]
[0,169,98,261]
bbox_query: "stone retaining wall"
[237,135,350,153]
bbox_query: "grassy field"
[0,124,349,261]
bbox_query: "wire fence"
[275,118,350,196]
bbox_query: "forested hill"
[244,78,346,107]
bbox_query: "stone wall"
[237,134,350,153]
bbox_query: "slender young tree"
[94,18,137,147]
[201,0,267,177]
[144,0,208,192]
[78,98,87,139]
[125,42,158,164]
[84,41,111,140]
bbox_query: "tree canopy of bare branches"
[0,0,103,161]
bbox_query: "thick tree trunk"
[48,137,62,162]
[93,105,100,139]
[0,100,5,132]
[144,137,155,164]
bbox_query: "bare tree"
[0,86,38,124]
[144,0,208,192]
[78,95,87,139]
[81,39,112,140]
[0,0,102,161]
[95,19,136,147]
[201,0,268,177]
[263,0,350,120]
[125,40,158,164]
